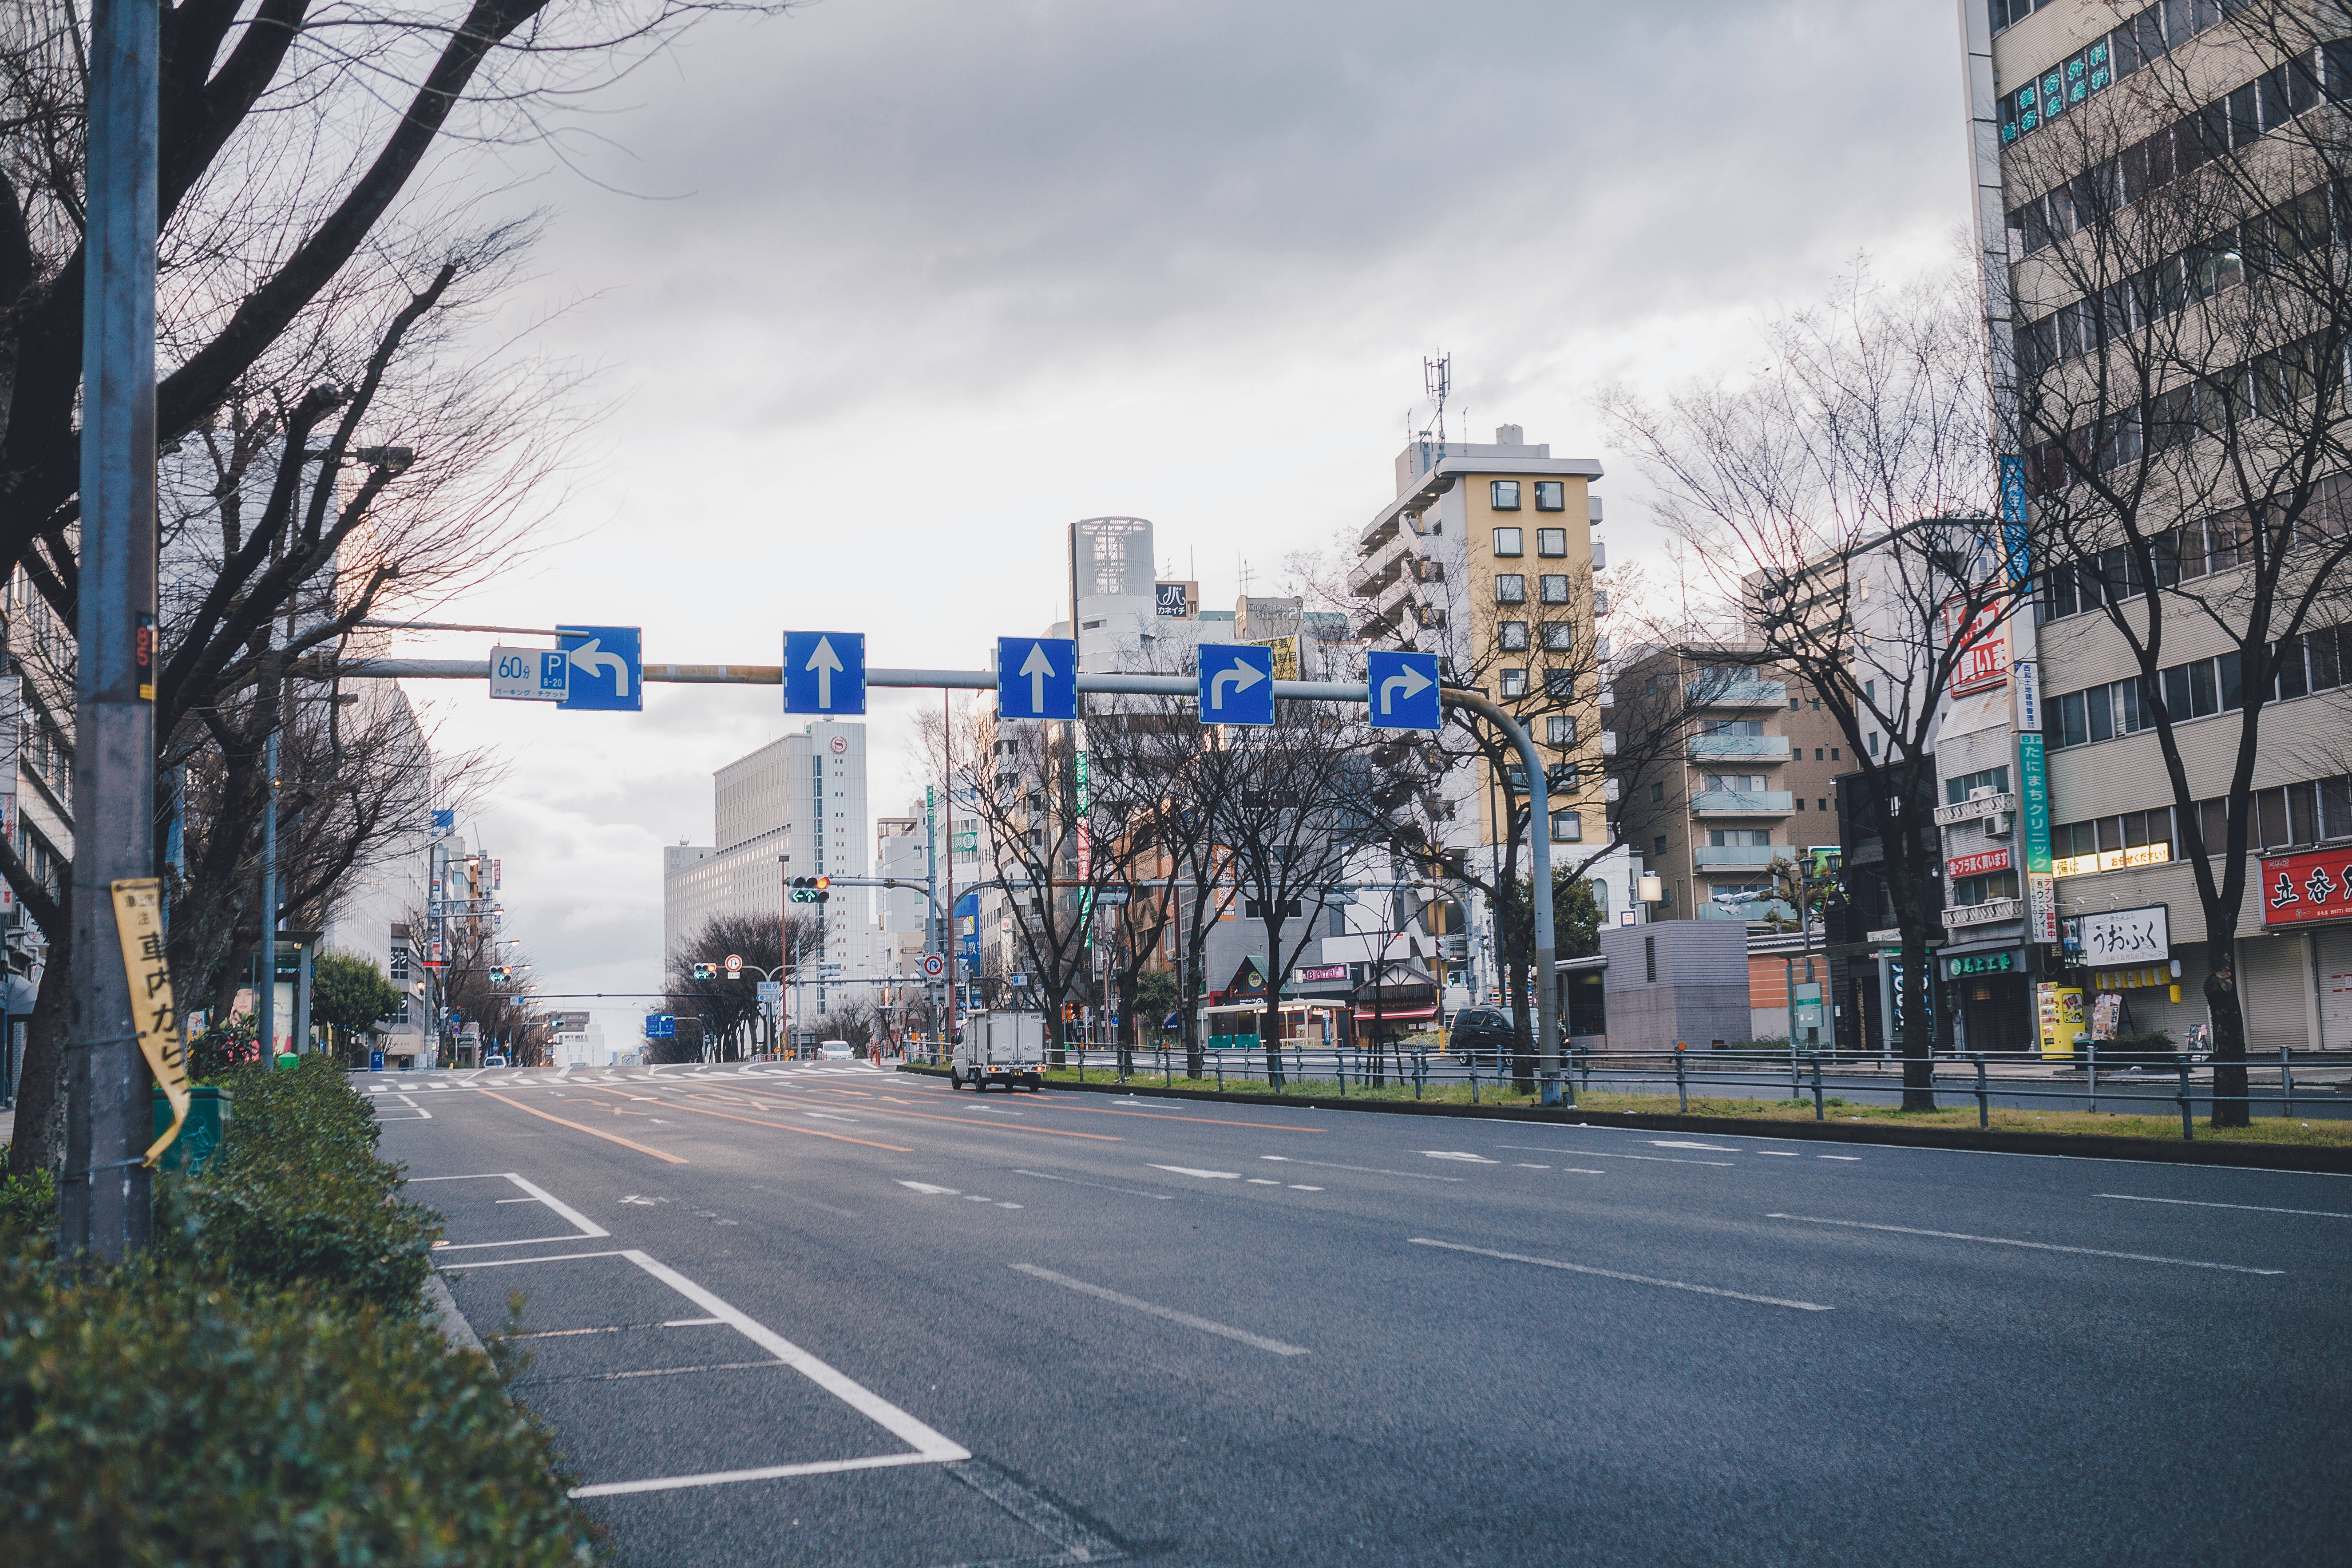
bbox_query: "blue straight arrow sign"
[784,631,866,715]
[997,637,1076,720]
[1197,643,1275,726]
[1366,650,1442,731]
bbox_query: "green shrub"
[0,1151,53,1255]
[157,1057,439,1315]
[0,1259,605,1566]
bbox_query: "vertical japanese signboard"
[110,879,191,1163]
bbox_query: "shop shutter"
[2239,933,2311,1050]
[2317,926,2352,1049]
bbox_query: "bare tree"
[1996,9,2352,1124]
[1605,269,2021,1109]
[665,911,819,1061]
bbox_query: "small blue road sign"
[557,625,642,712]
[784,630,866,715]
[997,636,1076,721]
[1197,643,1275,726]
[645,1013,676,1040]
[1366,650,1442,731]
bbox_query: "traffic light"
[691,961,718,980]
[488,966,510,986]
[788,876,832,905]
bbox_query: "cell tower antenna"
[1423,352,1452,446]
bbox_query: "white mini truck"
[950,1011,1047,1091]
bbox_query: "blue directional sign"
[644,1013,675,1040]
[1197,642,1275,726]
[997,636,1076,721]
[1366,650,1442,731]
[784,630,866,715]
[556,625,642,712]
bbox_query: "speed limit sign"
[920,953,946,979]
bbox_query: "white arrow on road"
[568,637,629,696]
[805,635,845,708]
[1019,640,1057,711]
[1208,659,1266,709]
[1378,661,1433,714]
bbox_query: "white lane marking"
[802,1112,861,1123]
[503,1172,612,1239]
[495,1197,539,1204]
[1013,1168,1174,1201]
[1010,1263,1308,1356]
[1245,1178,1281,1185]
[1410,1237,1832,1312]
[1758,1151,1801,1157]
[1150,1164,1240,1180]
[2095,1193,2352,1219]
[1765,1213,2286,1275]
[1495,1144,1733,1168]
[576,1448,946,1500]
[1288,1185,1323,1192]
[1515,1164,1551,1170]
[368,1084,388,1092]
[434,1235,606,1251]
[996,1203,1023,1209]
[394,1094,432,1120]
[663,1317,725,1326]
[962,1195,992,1202]
[1422,1151,1499,1164]
[1650,1141,1738,1152]
[898,1181,960,1196]
[446,1249,628,1268]
[1817,1155,1862,1161]
[1564,1169,1609,1176]
[1266,1156,1464,1183]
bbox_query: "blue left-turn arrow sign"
[556,626,641,711]
[784,631,866,715]
[997,637,1076,720]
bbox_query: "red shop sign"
[2261,847,2352,927]
[1947,847,2012,880]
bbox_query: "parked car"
[480,1053,509,1069]
[817,1040,856,1061]
[1447,1007,1517,1067]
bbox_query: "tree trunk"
[2203,938,2249,1129]
[1899,933,1936,1112]
[6,949,74,1177]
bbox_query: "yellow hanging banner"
[110,878,191,1165]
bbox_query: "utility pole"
[61,0,161,1261]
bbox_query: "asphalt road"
[383,1061,2352,1568]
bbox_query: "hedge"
[0,1058,610,1564]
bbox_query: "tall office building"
[663,721,877,1022]
[1963,0,2352,1049]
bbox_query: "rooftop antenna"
[1423,352,1452,446]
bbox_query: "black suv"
[1449,1007,1519,1067]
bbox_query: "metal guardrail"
[905,1041,2340,1140]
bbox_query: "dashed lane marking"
[1259,1154,1464,1183]
[1150,1164,1239,1180]
[1764,1212,2287,1275]
[1493,1144,1733,1168]
[1010,1263,1309,1356]
[2094,1193,2352,1219]
[1410,1237,1833,1312]
[1012,1168,1175,1201]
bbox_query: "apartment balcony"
[1692,844,1784,870]
[1690,789,1795,817]
[1686,678,1787,709]
[1699,898,1796,923]
[1689,733,1790,761]
[1347,531,1413,598]
[1372,574,1416,627]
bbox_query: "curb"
[896,1063,2352,1175]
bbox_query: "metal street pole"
[257,724,278,1057]
[61,0,161,1261]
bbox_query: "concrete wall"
[1598,919,1750,1052]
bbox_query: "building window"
[1496,574,1526,604]
[1539,574,1569,605]
[1544,669,1575,699]
[1868,733,1880,754]
[1500,668,1528,697]
[1542,622,1574,651]
[1535,482,1565,512]
[1945,766,2011,804]
[1548,762,1579,791]
[1650,780,1664,801]
[1830,748,1840,760]
[1652,835,1667,857]
[1493,526,1523,556]
[1498,621,1529,651]
[1536,527,1567,555]
[1952,870,2021,905]
[1551,809,1584,843]
[1492,482,1522,511]
[1549,715,1578,746]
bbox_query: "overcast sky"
[399,0,1973,1041]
